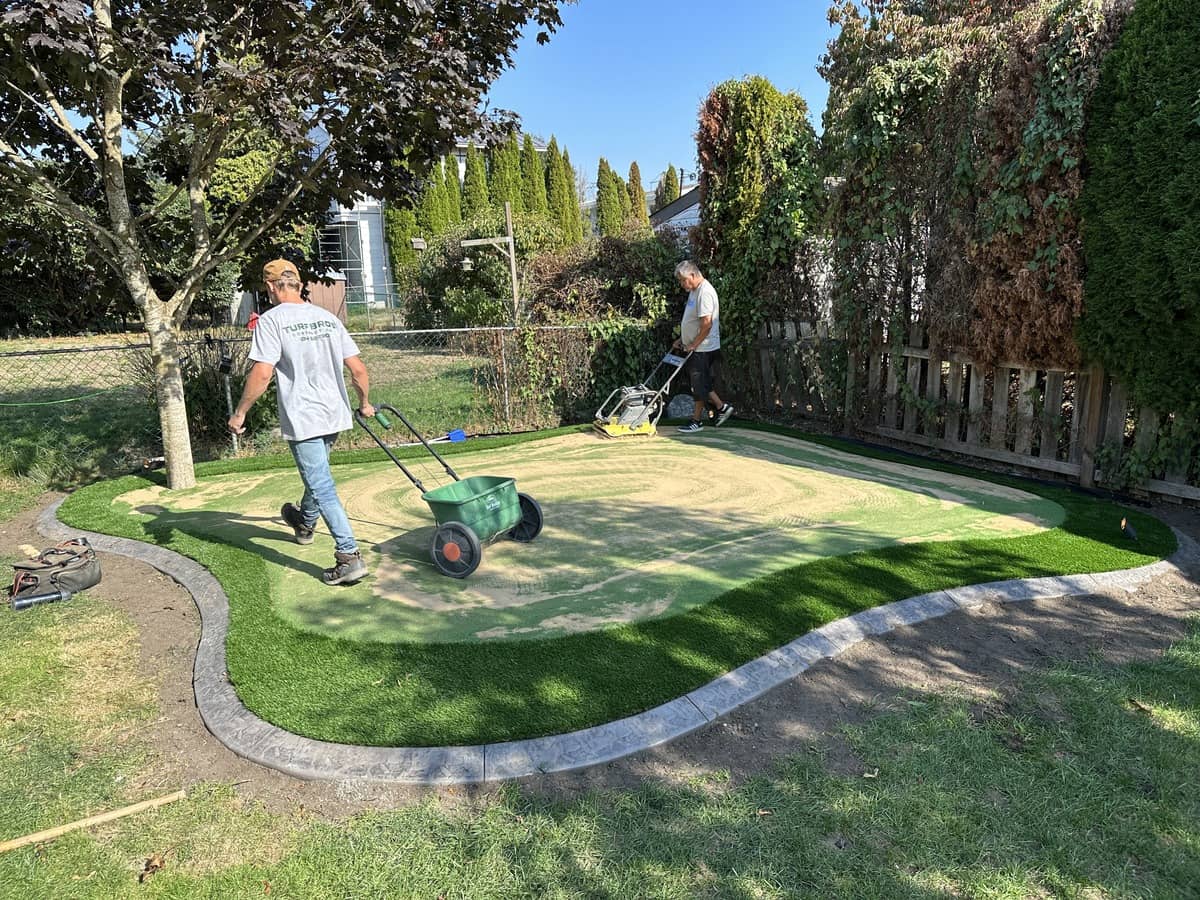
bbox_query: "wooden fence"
[731,319,841,421]
[843,328,1200,503]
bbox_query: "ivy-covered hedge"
[694,76,824,360]
[821,0,1128,370]
[1077,0,1200,415]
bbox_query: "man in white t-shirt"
[673,260,734,433]
[227,259,373,585]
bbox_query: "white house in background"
[649,185,701,232]
[320,195,392,306]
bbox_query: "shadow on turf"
[135,505,329,580]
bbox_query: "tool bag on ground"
[8,538,101,610]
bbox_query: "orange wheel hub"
[442,541,462,562]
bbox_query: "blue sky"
[485,0,837,199]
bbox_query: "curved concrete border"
[38,498,1199,784]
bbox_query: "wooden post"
[843,343,858,436]
[990,367,1011,450]
[1077,366,1106,489]
[783,320,799,412]
[885,350,900,429]
[945,361,964,444]
[504,201,520,322]
[866,322,883,428]
[759,321,773,409]
[1013,368,1038,456]
[966,364,985,446]
[1104,382,1130,446]
[902,325,923,434]
[925,354,943,438]
[1040,371,1065,460]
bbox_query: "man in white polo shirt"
[673,260,734,433]
[228,258,373,585]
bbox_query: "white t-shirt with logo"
[681,279,721,352]
[248,303,360,441]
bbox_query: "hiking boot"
[322,550,367,585]
[716,403,735,426]
[281,502,315,545]
[677,420,703,433]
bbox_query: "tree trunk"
[144,303,196,490]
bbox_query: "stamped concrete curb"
[38,499,1199,784]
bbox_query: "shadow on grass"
[481,609,1200,897]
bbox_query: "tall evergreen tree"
[415,164,448,237]
[563,149,585,238]
[596,158,624,236]
[545,138,575,244]
[443,152,462,225]
[384,203,420,275]
[521,134,549,214]
[654,164,681,212]
[616,171,632,224]
[489,132,524,214]
[462,143,490,219]
[627,161,649,226]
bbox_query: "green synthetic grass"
[1,547,1197,897]
[58,425,1175,747]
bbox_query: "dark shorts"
[685,349,722,400]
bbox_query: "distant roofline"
[649,185,700,226]
[455,133,549,152]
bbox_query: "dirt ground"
[4,493,1198,818]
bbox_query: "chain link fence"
[0,326,627,485]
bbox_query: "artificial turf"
[58,424,1175,747]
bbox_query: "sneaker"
[281,502,315,545]
[716,403,735,426]
[677,421,704,433]
[322,550,367,585]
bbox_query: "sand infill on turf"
[112,430,1064,643]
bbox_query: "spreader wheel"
[431,521,482,578]
[508,492,544,543]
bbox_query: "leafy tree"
[695,76,821,357]
[0,200,133,334]
[0,0,562,487]
[627,161,650,226]
[1078,0,1200,414]
[408,209,564,328]
[595,159,624,237]
[443,153,463,226]
[489,132,524,214]
[521,134,548,214]
[653,165,681,212]
[462,143,490,219]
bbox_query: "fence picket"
[966,365,985,445]
[1041,372,1065,460]
[945,362,964,443]
[989,367,1011,450]
[1104,383,1129,446]
[1014,368,1038,456]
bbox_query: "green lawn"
[0,532,1196,896]
[57,425,1175,747]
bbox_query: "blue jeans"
[288,433,357,554]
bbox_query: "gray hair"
[674,260,702,279]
